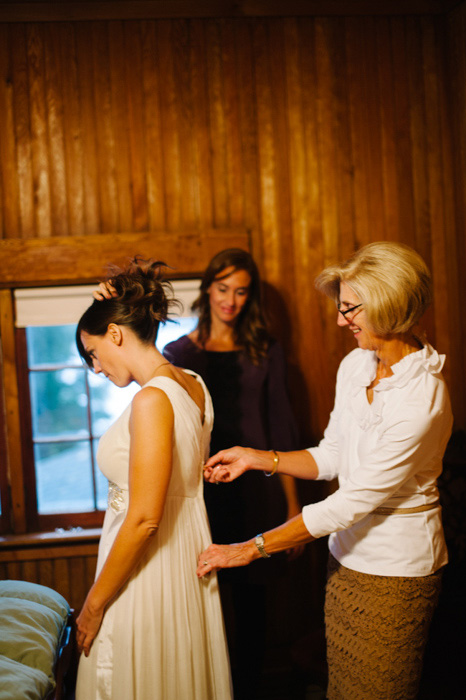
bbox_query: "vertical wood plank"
[44,23,69,236]
[189,19,214,229]
[57,23,84,238]
[27,24,52,237]
[205,20,229,228]
[0,26,20,238]
[10,24,35,238]
[108,20,133,233]
[91,22,119,233]
[124,21,149,232]
[75,22,99,234]
[157,20,182,230]
[140,19,166,231]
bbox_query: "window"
[13,281,199,531]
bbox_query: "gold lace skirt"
[325,554,442,700]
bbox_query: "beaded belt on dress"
[373,500,439,515]
[108,481,126,512]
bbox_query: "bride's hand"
[93,281,117,301]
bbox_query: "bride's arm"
[76,387,174,656]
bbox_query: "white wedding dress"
[76,372,232,700]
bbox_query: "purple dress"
[163,336,299,555]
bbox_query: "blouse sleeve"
[302,380,453,539]
[266,341,299,451]
[306,359,347,481]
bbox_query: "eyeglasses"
[337,302,363,319]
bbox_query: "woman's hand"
[197,541,256,577]
[76,597,105,657]
[203,446,268,483]
[93,281,117,301]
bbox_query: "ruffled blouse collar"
[350,342,445,430]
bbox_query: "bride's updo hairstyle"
[77,257,180,368]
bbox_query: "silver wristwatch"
[254,533,271,558]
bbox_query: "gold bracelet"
[264,450,279,477]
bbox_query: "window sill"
[0,528,102,549]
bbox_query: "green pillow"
[0,580,69,619]
[0,580,71,697]
[0,597,64,679]
[0,655,50,700]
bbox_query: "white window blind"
[14,279,201,328]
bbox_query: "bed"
[0,580,74,700]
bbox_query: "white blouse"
[302,343,453,577]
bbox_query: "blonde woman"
[198,242,452,700]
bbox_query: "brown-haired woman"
[75,258,232,700]
[163,248,302,699]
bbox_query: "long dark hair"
[77,257,179,368]
[192,248,270,363]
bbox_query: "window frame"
[15,328,106,532]
[0,230,250,536]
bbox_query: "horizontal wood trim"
[0,542,99,562]
[0,1,459,23]
[0,230,251,286]
[0,527,101,548]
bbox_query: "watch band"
[254,533,271,558]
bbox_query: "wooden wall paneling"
[390,19,419,250]
[221,20,245,228]
[59,22,85,237]
[75,22,99,234]
[92,22,119,233]
[44,24,69,237]
[205,20,230,228]
[0,1,460,23]
[405,18,431,261]
[342,17,370,250]
[268,19,293,282]
[11,24,35,238]
[330,19,355,263]
[38,557,54,588]
[188,19,214,229]
[157,20,183,230]
[234,20,260,242]
[375,19,398,244]
[108,21,134,233]
[282,17,328,439]
[429,15,464,419]
[294,18,335,438]
[172,19,200,229]
[27,24,53,237]
[69,555,88,609]
[124,21,150,232]
[421,16,450,366]
[53,556,71,603]
[315,19,341,265]
[0,290,26,532]
[0,25,20,239]
[359,17,387,243]
[252,20,281,278]
[141,20,166,231]
[446,4,466,425]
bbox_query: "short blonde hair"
[315,242,432,335]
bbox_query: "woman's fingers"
[92,281,117,301]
